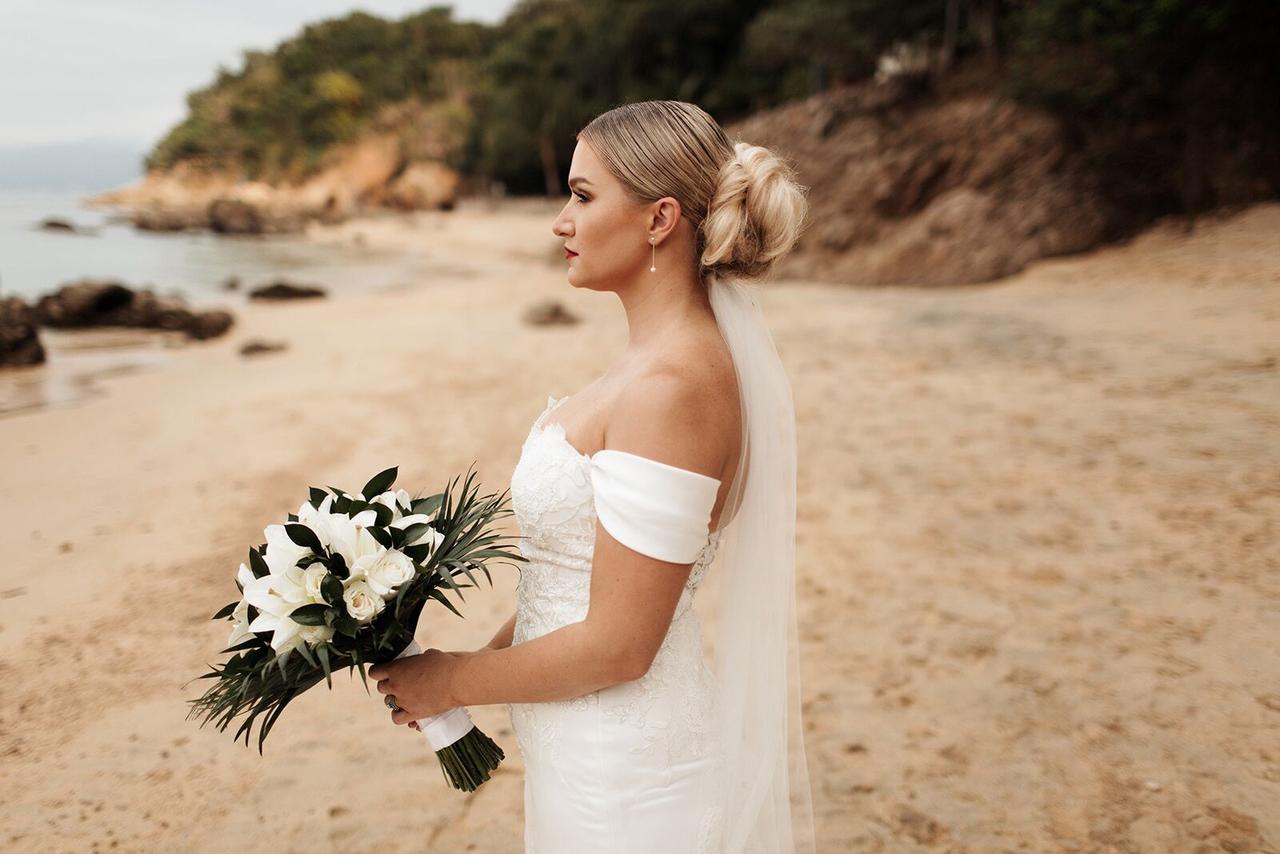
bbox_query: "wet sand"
[1,198,1277,851]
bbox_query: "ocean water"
[0,189,430,307]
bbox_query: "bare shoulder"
[603,335,739,480]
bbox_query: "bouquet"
[186,464,526,791]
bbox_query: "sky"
[0,0,518,150]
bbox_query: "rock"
[208,198,265,234]
[188,311,235,340]
[0,297,46,368]
[247,280,328,300]
[726,78,1109,287]
[131,206,207,232]
[522,300,579,326]
[381,161,461,211]
[36,218,95,235]
[33,280,134,326]
[32,279,234,340]
[239,339,288,357]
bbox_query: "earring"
[649,237,656,273]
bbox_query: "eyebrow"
[568,177,593,189]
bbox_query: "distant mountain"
[0,140,147,192]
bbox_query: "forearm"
[484,611,518,650]
[448,619,632,707]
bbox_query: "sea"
[0,186,431,418]
[0,188,430,307]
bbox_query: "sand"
[1,197,1277,852]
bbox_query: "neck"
[616,265,714,356]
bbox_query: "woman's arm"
[449,613,640,706]
[446,373,724,710]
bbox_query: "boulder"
[32,280,234,340]
[0,297,46,368]
[239,339,288,357]
[247,280,328,300]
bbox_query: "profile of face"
[551,140,682,291]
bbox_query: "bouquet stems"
[395,639,505,791]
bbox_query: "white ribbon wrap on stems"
[393,639,476,750]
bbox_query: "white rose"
[354,548,416,599]
[343,578,385,623]
[301,565,330,604]
[297,622,335,646]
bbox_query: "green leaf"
[362,466,398,499]
[367,526,393,549]
[399,522,434,547]
[426,588,465,619]
[211,601,238,620]
[411,494,443,516]
[248,546,270,578]
[295,640,318,669]
[370,501,393,528]
[321,573,344,605]
[285,523,323,554]
[309,487,328,508]
[317,644,333,689]
[290,603,330,626]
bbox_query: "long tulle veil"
[699,270,817,852]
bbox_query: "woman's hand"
[368,647,467,727]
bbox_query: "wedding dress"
[504,272,816,854]
[507,394,727,853]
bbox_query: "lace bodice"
[507,393,724,764]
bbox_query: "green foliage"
[145,0,1279,209]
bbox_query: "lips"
[564,247,578,258]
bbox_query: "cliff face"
[727,77,1114,288]
[88,132,461,234]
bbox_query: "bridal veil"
[700,271,816,853]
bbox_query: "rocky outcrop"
[726,77,1109,287]
[88,131,459,235]
[247,280,327,300]
[0,297,46,368]
[32,280,234,340]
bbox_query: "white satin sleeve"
[588,448,721,564]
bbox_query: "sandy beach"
[1,197,1277,852]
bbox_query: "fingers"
[376,679,392,695]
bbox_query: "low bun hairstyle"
[578,101,808,283]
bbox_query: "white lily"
[390,512,445,549]
[227,561,259,647]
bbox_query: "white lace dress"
[507,395,727,853]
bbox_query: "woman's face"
[552,141,655,291]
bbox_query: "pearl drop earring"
[649,237,656,273]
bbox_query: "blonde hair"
[578,100,808,282]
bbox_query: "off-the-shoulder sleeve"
[589,448,721,564]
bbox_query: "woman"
[368,100,816,853]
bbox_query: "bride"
[369,100,816,853]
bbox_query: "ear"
[647,196,683,243]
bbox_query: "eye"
[572,191,588,202]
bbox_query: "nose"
[552,201,573,238]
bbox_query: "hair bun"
[700,141,808,281]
